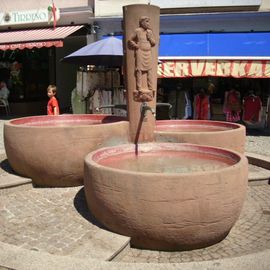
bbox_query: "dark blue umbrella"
[61,36,123,67]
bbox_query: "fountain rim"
[84,142,246,177]
[4,114,128,128]
[155,120,245,134]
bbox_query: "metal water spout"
[95,104,127,112]
[140,102,156,118]
[156,103,172,110]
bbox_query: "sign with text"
[158,60,270,78]
[0,9,49,26]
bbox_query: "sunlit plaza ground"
[0,119,269,269]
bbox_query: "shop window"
[0,48,50,102]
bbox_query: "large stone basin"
[84,142,248,251]
[155,120,246,153]
[4,114,129,187]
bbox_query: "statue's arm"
[128,30,139,49]
[146,30,156,46]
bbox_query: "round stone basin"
[4,114,129,187]
[155,120,246,153]
[84,143,248,251]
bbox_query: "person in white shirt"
[0,81,10,106]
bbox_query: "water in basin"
[10,115,126,127]
[98,150,237,173]
[155,125,232,132]
[155,120,240,133]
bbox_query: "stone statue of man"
[128,16,156,101]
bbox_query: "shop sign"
[158,60,270,78]
[0,9,49,26]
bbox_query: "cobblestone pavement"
[246,129,270,157]
[0,182,269,263]
[0,118,269,265]
[0,186,101,256]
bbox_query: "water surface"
[99,151,235,173]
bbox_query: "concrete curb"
[246,152,270,182]
[246,152,270,170]
[0,175,32,189]
[0,241,269,270]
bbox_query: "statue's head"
[139,16,150,29]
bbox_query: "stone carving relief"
[128,16,156,102]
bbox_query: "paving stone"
[0,186,129,261]
[0,119,269,266]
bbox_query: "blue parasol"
[61,36,123,67]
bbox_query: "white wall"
[94,0,148,17]
[260,0,270,10]
[0,0,90,11]
[152,0,261,8]
[94,11,270,37]
[94,0,268,17]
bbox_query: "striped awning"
[0,25,84,51]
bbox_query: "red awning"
[0,25,84,51]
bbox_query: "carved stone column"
[123,4,160,143]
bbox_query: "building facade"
[0,0,94,115]
[93,0,270,124]
[0,0,270,126]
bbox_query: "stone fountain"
[3,4,248,252]
[155,119,246,153]
[2,2,248,252]
[4,114,129,187]
[84,4,248,251]
[84,142,248,250]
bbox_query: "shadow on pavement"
[246,127,270,137]
[73,187,107,230]
[0,157,16,175]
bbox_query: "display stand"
[73,67,126,115]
